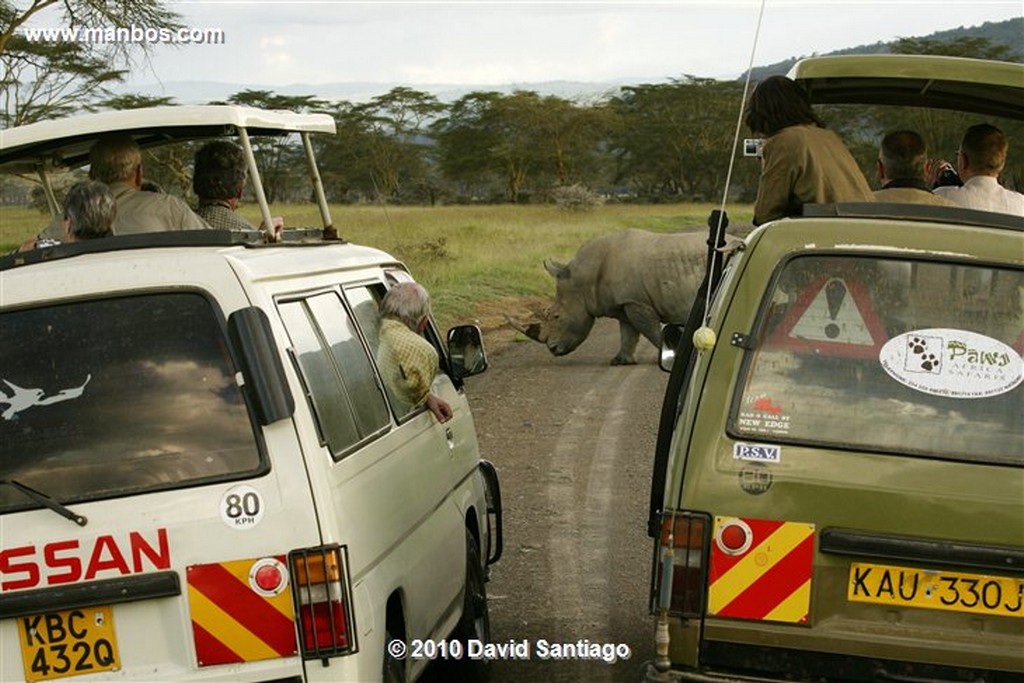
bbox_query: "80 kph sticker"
[388,638,632,664]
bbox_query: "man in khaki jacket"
[89,134,210,234]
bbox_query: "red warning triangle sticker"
[768,276,888,358]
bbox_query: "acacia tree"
[219,90,327,203]
[317,100,382,202]
[433,90,614,202]
[489,91,560,202]
[433,91,560,203]
[356,87,444,202]
[0,0,179,55]
[432,91,507,201]
[0,38,123,127]
[0,0,181,127]
[533,95,613,191]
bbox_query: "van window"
[346,285,385,354]
[345,284,431,420]
[733,255,1023,465]
[279,292,389,459]
[0,293,261,513]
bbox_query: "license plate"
[17,606,120,681]
[848,562,1023,618]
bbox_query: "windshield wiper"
[1,479,87,526]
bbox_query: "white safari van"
[0,107,502,683]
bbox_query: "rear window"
[732,255,1023,465]
[0,293,261,513]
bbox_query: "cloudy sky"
[32,1,1024,89]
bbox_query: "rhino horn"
[505,314,546,343]
[543,259,569,279]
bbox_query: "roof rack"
[801,202,1024,233]
[0,228,344,272]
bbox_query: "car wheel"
[383,627,404,683]
[450,528,491,681]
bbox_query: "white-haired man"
[377,282,453,423]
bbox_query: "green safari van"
[645,55,1024,682]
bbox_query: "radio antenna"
[701,0,766,326]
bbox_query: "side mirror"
[228,307,295,425]
[447,324,488,379]
[659,323,685,373]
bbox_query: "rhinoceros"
[509,229,709,365]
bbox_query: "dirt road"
[463,318,668,682]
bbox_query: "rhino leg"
[617,303,665,365]
[612,319,640,365]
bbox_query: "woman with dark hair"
[745,75,872,225]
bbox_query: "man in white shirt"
[934,123,1024,216]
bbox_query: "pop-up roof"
[0,105,337,174]
[788,54,1024,121]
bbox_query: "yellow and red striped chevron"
[708,517,815,624]
[187,557,297,667]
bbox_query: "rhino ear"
[544,259,570,279]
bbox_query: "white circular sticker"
[879,329,1023,399]
[219,484,265,530]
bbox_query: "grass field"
[0,202,753,332]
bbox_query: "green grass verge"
[1,202,753,330]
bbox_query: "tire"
[383,627,404,683]
[449,528,491,682]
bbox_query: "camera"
[743,138,764,158]
[934,165,963,188]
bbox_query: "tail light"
[651,511,711,617]
[288,545,358,661]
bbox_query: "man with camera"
[874,130,955,207]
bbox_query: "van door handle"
[445,427,455,450]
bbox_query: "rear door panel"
[676,222,1024,673]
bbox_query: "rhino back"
[580,229,706,320]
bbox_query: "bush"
[550,184,604,211]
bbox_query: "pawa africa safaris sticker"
[879,329,1022,399]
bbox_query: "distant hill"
[116,18,1022,105]
[746,18,1023,81]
